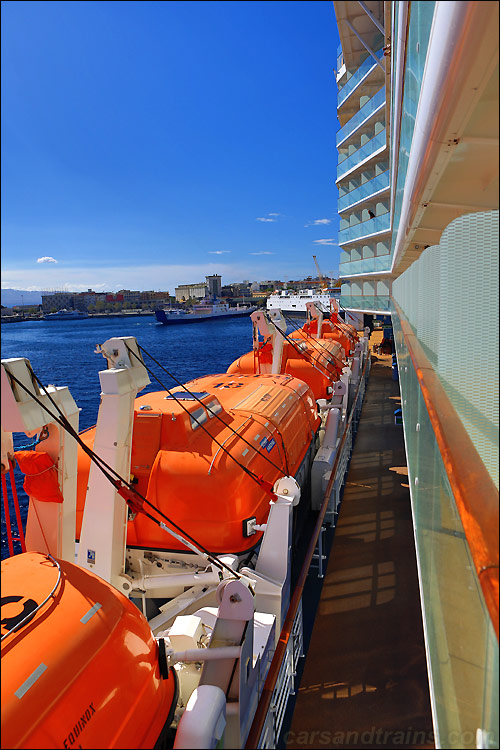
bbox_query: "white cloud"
[250,251,274,255]
[313,239,337,246]
[256,212,282,222]
[305,218,332,227]
[37,256,58,264]
[209,250,231,255]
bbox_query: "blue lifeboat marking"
[260,437,268,449]
[266,438,276,453]
[80,603,102,625]
[15,663,47,699]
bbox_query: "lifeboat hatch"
[165,391,209,401]
[131,412,162,478]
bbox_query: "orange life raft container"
[76,372,320,555]
[226,338,345,401]
[1,552,177,749]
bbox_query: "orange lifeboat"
[289,315,358,359]
[1,551,177,749]
[227,338,344,402]
[76,373,320,555]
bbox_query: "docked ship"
[1,2,498,749]
[266,287,341,315]
[43,309,89,321]
[155,298,257,325]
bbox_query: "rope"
[7,368,240,579]
[279,310,348,370]
[264,314,344,379]
[128,342,290,478]
[1,554,61,641]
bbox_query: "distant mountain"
[1,289,42,307]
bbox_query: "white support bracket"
[305,301,324,339]
[250,309,287,374]
[1,358,80,562]
[77,337,149,591]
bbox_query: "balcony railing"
[339,295,391,312]
[336,43,343,72]
[339,254,392,276]
[337,87,385,147]
[338,170,390,213]
[337,130,387,181]
[337,49,384,108]
[338,212,391,245]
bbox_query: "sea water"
[1,314,259,558]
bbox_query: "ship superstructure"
[334,2,499,747]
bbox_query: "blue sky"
[2,1,340,293]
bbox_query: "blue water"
[1,314,258,558]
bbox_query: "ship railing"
[392,300,498,639]
[245,352,371,749]
[1,461,26,558]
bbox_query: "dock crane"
[313,255,327,290]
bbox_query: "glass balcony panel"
[339,254,392,276]
[337,48,384,107]
[392,307,499,750]
[337,87,386,147]
[337,130,387,180]
[338,212,391,245]
[338,170,390,213]
[339,295,391,312]
[337,43,344,71]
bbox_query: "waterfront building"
[175,280,209,302]
[41,291,76,312]
[334,2,498,747]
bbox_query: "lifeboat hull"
[1,552,176,749]
[76,373,320,556]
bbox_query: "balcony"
[338,170,390,213]
[339,254,392,277]
[337,130,387,181]
[337,87,385,147]
[337,49,384,108]
[338,212,391,246]
[340,295,391,312]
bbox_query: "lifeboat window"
[205,398,222,417]
[165,391,209,401]
[190,406,208,430]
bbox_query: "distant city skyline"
[2,1,341,292]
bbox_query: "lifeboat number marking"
[80,602,102,624]
[1,595,38,632]
[15,662,47,699]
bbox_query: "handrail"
[245,352,370,748]
[392,299,499,640]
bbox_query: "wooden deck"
[285,346,434,749]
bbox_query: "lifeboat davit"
[1,552,177,749]
[76,372,320,555]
